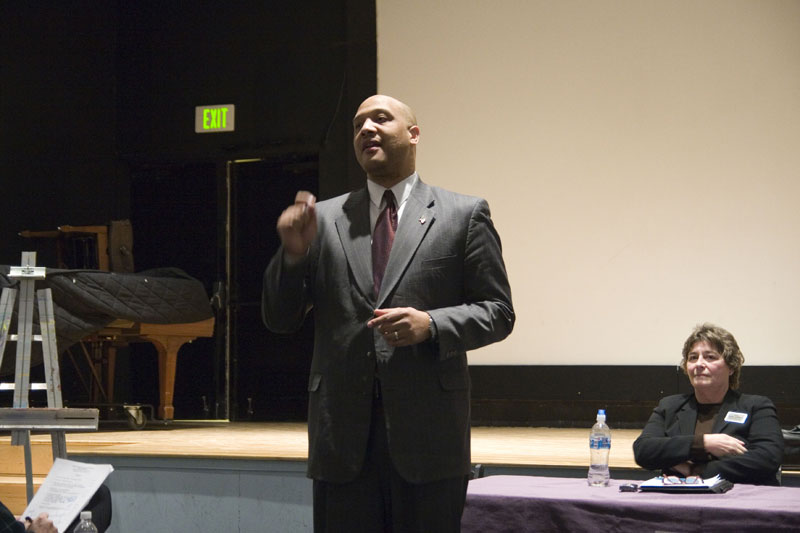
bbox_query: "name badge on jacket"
[724,411,748,424]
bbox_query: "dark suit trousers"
[313,384,469,533]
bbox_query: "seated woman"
[633,323,784,485]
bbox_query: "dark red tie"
[372,190,398,295]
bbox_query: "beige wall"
[377,0,800,365]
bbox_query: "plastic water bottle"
[588,408,611,486]
[73,511,98,533]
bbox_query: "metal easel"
[0,252,98,503]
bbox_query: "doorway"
[227,155,318,421]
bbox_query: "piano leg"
[106,345,116,405]
[141,334,197,421]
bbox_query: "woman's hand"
[704,433,746,457]
[23,512,57,532]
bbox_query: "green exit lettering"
[195,104,235,133]
[203,108,228,130]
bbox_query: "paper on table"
[22,457,113,532]
[639,474,733,493]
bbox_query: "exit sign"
[195,104,235,133]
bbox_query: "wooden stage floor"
[47,422,642,469]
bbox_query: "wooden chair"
[18,220,134,273]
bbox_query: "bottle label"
[589,436,611,449]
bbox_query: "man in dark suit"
[262,94,515,531]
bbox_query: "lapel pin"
[419,216,426,225]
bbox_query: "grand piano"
[87,317,215,421]
[7,222,216,423]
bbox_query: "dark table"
[462,475,800,532]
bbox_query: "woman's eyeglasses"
[662,475,702,485]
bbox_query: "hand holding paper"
[22,458,113,533]
[22,513,57,532]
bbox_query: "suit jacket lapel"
[377,180,435,305]
[335,188,373,301]
[713,390,740,433]
[675,395,697,436]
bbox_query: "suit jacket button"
[366,351,373,358]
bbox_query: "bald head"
[357,95,417,127]
[352,95,420,187]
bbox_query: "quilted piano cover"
[0,266,213,374]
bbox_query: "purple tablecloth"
[462,475,800,532]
